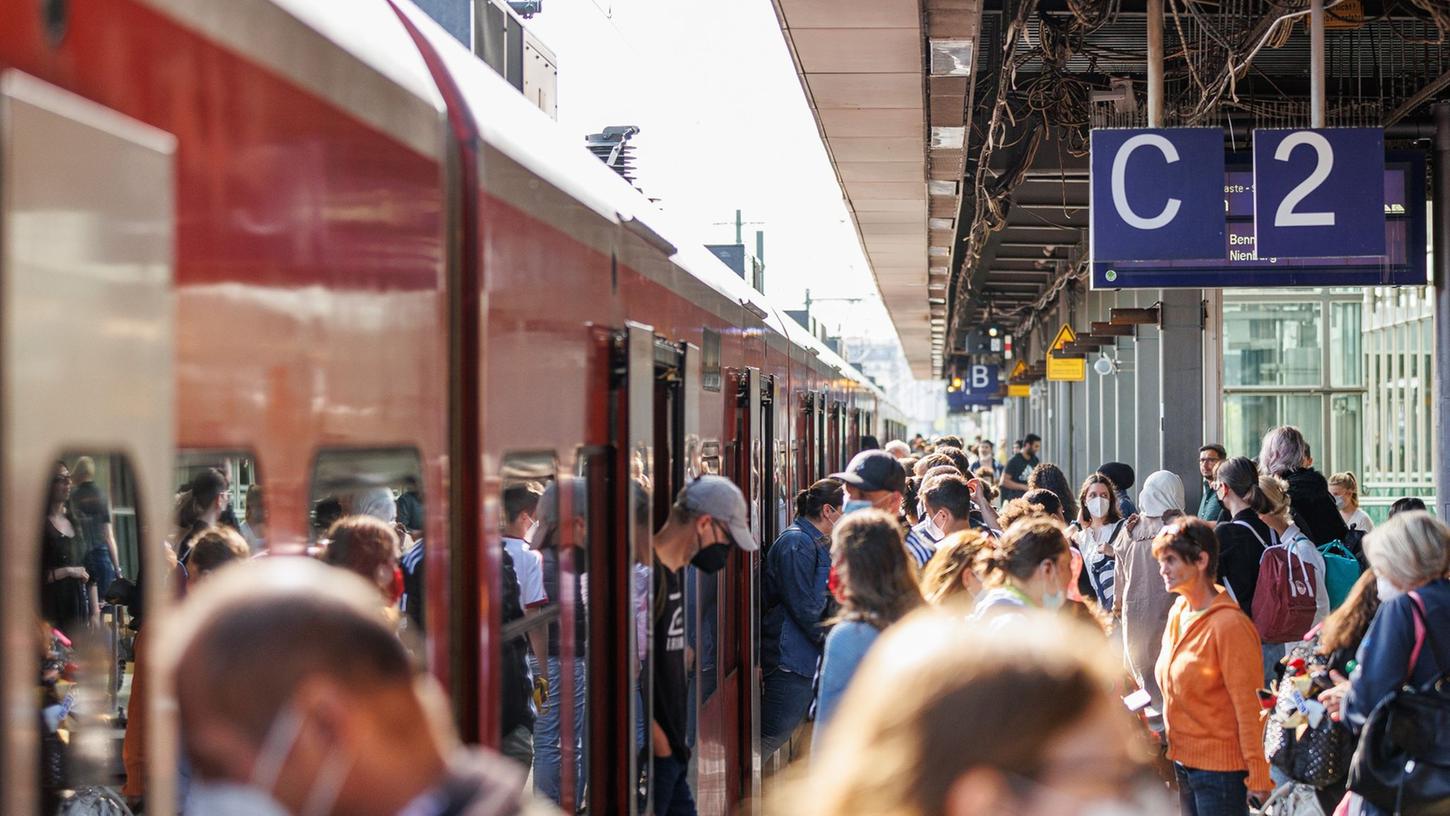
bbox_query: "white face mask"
[1333,494,1347,509]
[220,702,355,816]
[1086,496,1109,519]
[1376,575,1405,602]
[922,511,945,541]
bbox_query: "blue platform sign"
[1253,128,1385,258]
[1092,153,1425,289]
[948,364,1003,412]
[1091,128,1226,261]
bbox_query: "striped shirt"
[904,520,941,568]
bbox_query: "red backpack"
[1248,525,1318,643]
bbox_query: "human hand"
[1320,670,1351,720]
[1125,513,1140,533]
[70,567,90,582]
[1248,789,1272,810]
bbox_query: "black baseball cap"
[831,450,906,494]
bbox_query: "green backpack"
[1319,540,1363,610]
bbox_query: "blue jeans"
[652,754,697,816]
[531,656,586,809]
[760,669,814,757]
[1174,763,1248,816]
[85,548,116,601]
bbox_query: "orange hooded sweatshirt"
[1155,589,1272,791]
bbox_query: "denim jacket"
[761,518,831,677]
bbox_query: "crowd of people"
[763,428,1450,816]
[31,429,1449,816]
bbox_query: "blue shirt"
[1345,578,1450,735]
[815,620,881,735]
[761,518,832,678]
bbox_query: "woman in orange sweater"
[1153,518,1271,816]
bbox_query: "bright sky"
[527,0,903,349]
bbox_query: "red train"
[0,1,904,813]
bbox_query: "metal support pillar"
[1433,103,1450,520]
[1202,288,1225,444]
[1159,289,1205,511]
[1147,0,1164,127]
[1310,0,1326,127]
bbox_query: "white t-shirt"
[502,536,547,608]
[1342,508,1374,533]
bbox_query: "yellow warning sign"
[1047,323,1086,382]
[1007,360,1030,397]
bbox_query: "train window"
[494,454,565,801]
[172,451,261,555]
[36,453,141,812]
[307,448,424,636]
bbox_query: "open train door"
[0,72,176,814]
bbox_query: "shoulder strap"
[1407,591,1429,681]
[1231,519,1266,547]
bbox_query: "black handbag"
[1265,671,1354,787]
[1348,592,1450,815]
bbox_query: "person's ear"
[944,767,1014,816]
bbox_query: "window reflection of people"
[71,456,122,605]
[238,484,267,554]
[42,461,90,635]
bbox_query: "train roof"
[386,1,898,411]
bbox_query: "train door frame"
[726,367,763,807]
[588,321,655,815]
[0,71,177,814]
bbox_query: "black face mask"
[691,541,732,574]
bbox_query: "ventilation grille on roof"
[585,125,640,184]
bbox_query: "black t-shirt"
[653,560,689,761]
[1002,453,1038,500]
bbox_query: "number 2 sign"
[1252,128,1385,258]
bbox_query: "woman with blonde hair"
[971,518,1072,623]
[919,529,991,607]
[1320,512,1450,815]
[775,610,1162,816]
[1326,470,1374,533]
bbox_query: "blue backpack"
[1319,540,1363,610]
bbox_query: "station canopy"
[771,0,1450,379]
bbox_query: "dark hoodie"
[1283,467,1349,546]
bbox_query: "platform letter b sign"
[1091,128,1225,263]
[970,366,990,390]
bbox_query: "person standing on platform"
[1027,462,1079,523]
[650,476,756,816]
[971,517,1073,626]
[884,440,911,459]
[903,474,975,568]
[1197,444,1229,522]
[831,450,907,521]
[71,456,122,603]
[1327,471,1375,534]
[1259,426,1347,546]
[814,509,922,738]
[1211,457,1273,619]
[1153,519,1273,815]
[1113,470,1183,722]
[1074,473,1126,611]
[969,439,1004,481]
[1001,433,1041,502]
[760,478,843,758]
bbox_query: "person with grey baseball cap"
[649,474,755,816]
[831,449,908,518]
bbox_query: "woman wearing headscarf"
[1112,469,1184,722]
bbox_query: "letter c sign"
[1091,127,1226,263]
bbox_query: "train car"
[0,1,904,814]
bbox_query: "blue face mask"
[843,499,874,515]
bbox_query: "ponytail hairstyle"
[796,478,845,521]
[1216,456,1270,514]
[980,518,1069,584]
[1328,471,1360,506]
[1257,474,1292,526]
[177,468,228,530]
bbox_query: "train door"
[0,72,176,814]
[795,391,812,492]
[586,322,653,815]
